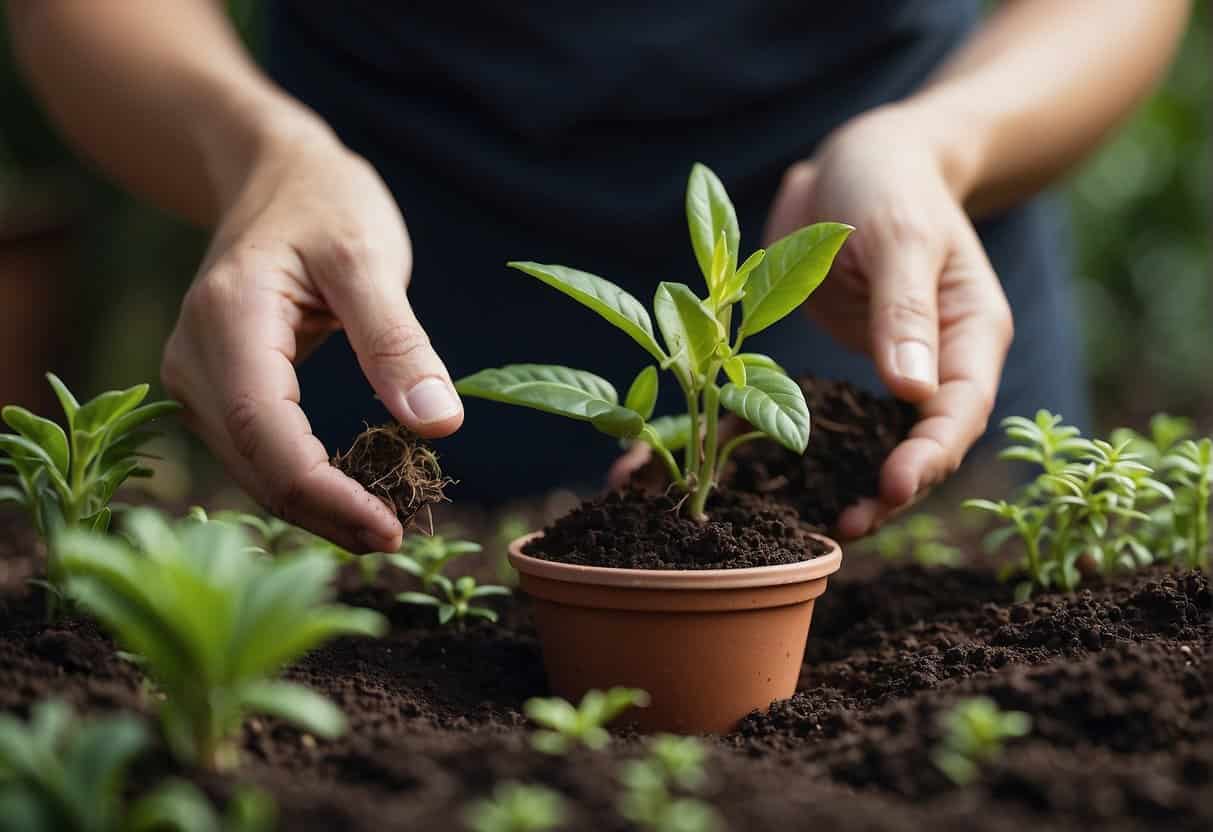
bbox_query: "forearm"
[6,0,333,225]
[898,0,1191,217]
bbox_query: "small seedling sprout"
[463,783,568,832]
[618,735,722,832]
[0,700,276,832]
[54,508,388,770]
[455,163,852,521]
[931,697,1031,786]
[1160,438,1212,569]
[388,534,483,588]
[524,687,650,754]
[857,513,962,567]
[397,574,511,626]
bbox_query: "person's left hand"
[765,104,1014,538]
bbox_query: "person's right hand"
[162,129,463,553]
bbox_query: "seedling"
[495,515,530,584]
[1160,438,1212,569]
[455,164,851,521]
[0,700,275,831]
[0,374,177,610]
[857,513,962,567]
[618,735,722,832]
[931,697,1031,786]
[463,783,568,832]
[524,687,651,754]
[397,574,511,626]
[965,411,1173,598]
[388,534,482,588]
[54,508,388,770]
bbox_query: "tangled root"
[332,424,451,531]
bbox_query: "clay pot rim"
[508,531,841,590]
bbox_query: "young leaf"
[238,680,347,739]
[45,373,80,426]
[507,262,665,361]
[708,230,729,296]
[719,367,810,453]
[722,356,746,388]
[686,163,739,283]
[741,222,853,336]
[735,352,785,373]
[643,415,692,452]
[74,384,149,437]
[654,283,719,379]
[625,366,660,421]
[1,407,69,479]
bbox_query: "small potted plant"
[455,164,851,732]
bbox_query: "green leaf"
[741,222,853,336]
[45,373,79,426]
[397,591,440,607]
[107,400,180,444]
[128,779,221,832]
[735,353,785,373]
[722,356,746,388]
[719,367,810,453]
[2,407,69,478]
[239,680,347,739]
[64,714,148,822]
[75,384,149,436]
[654,283,719,379]
[686,163,739,283]
[0,485,25,506]
[455,364,642,439]
[644,414,692,452]
[624,366,659,421]
[507,262,665,361]
[708,230,729,295]
[438,604,456,625]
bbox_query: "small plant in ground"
[397,574,511,626]
[55,508,388,770]
[463,783,567,832]
[525,688,651,754]
[388,534,482,588]
[495,514,530,584]
[965,410,1173,598]
[618,735,723,832]
[857,513,962,567]
[455,163,852,521]
[1160,438,1212,569]
[0,374,178,611]
[0,700,275,832]
[931,697,1032,786]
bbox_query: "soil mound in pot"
[522,488,830,570]
[332,424,450,530]
[728,376,916,529]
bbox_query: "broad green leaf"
[0,485,25,506]
[2,407,69,478]
[741,222,853,336]
[397,591,440,607]
[239,680,347,738]
[524,698,579,732]
[129,780,221,832]
[107,400,180,444]
[723,356,746,387]
[0,435,70,498]
[467,607,499,622]
[686,163,739,282]
[719,367,810,453]
[65,715,148,822]
[45,373,79,426]
[75,384,149,436]
[470,585,511,598]
[736,352,785,373]
[654,283,719,379]
[643,414,692,452]
[438,604,456,625]
[624,366,659,421]
[455,364,643,438]
[507,262,665,361]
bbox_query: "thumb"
[322,247,463,438]
[867,228,943,402]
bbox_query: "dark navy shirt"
[265,2,1089,501]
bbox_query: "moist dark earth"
[1,374,1210,831]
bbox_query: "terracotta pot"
[508,532,842,734]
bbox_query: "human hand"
[162,129,463,553]
[765,105,1014,538]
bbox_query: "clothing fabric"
[264,1,1090,501]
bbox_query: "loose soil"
[522,488,830,570]
[331,424,450,531]
[728,376,917,529]
[1,505,1208,831]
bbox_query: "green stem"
[684,381,701,481]
[716,431,763,481]
[689,381,720,520]
[641,428,686,490]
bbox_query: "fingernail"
[405,377,460,423]
[895,341,934,386]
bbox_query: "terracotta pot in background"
[509,532,842,734]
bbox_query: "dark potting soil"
[521,488,831,570]
[728,376,917,529]
[2,504,1210,831]
[331,424,450,531]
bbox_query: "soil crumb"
[332,424,450,531]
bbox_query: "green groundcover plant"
[388,534,482,588]
[397,573,511,626]
[54,509,388,770]
[856,513,962,567]
[931,697,1031,786]
[0,700,275,832]
[524,688,651,754]
[618,735,722,832]
[463,783,568,832]
[455,164,851,520]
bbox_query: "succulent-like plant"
[388,534,482,589]
[455,164,851,521]
[931,697,1031,786]
[55,509,388,770]
[618,735,722,832]
[524,688,650,754]
[1160,438,1212,569]
[397,574,510,626]
[0,700,275,832]
[463,783,568,832]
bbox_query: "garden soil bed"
[1,507,1209,831]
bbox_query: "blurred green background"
[0,4,1208,457]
